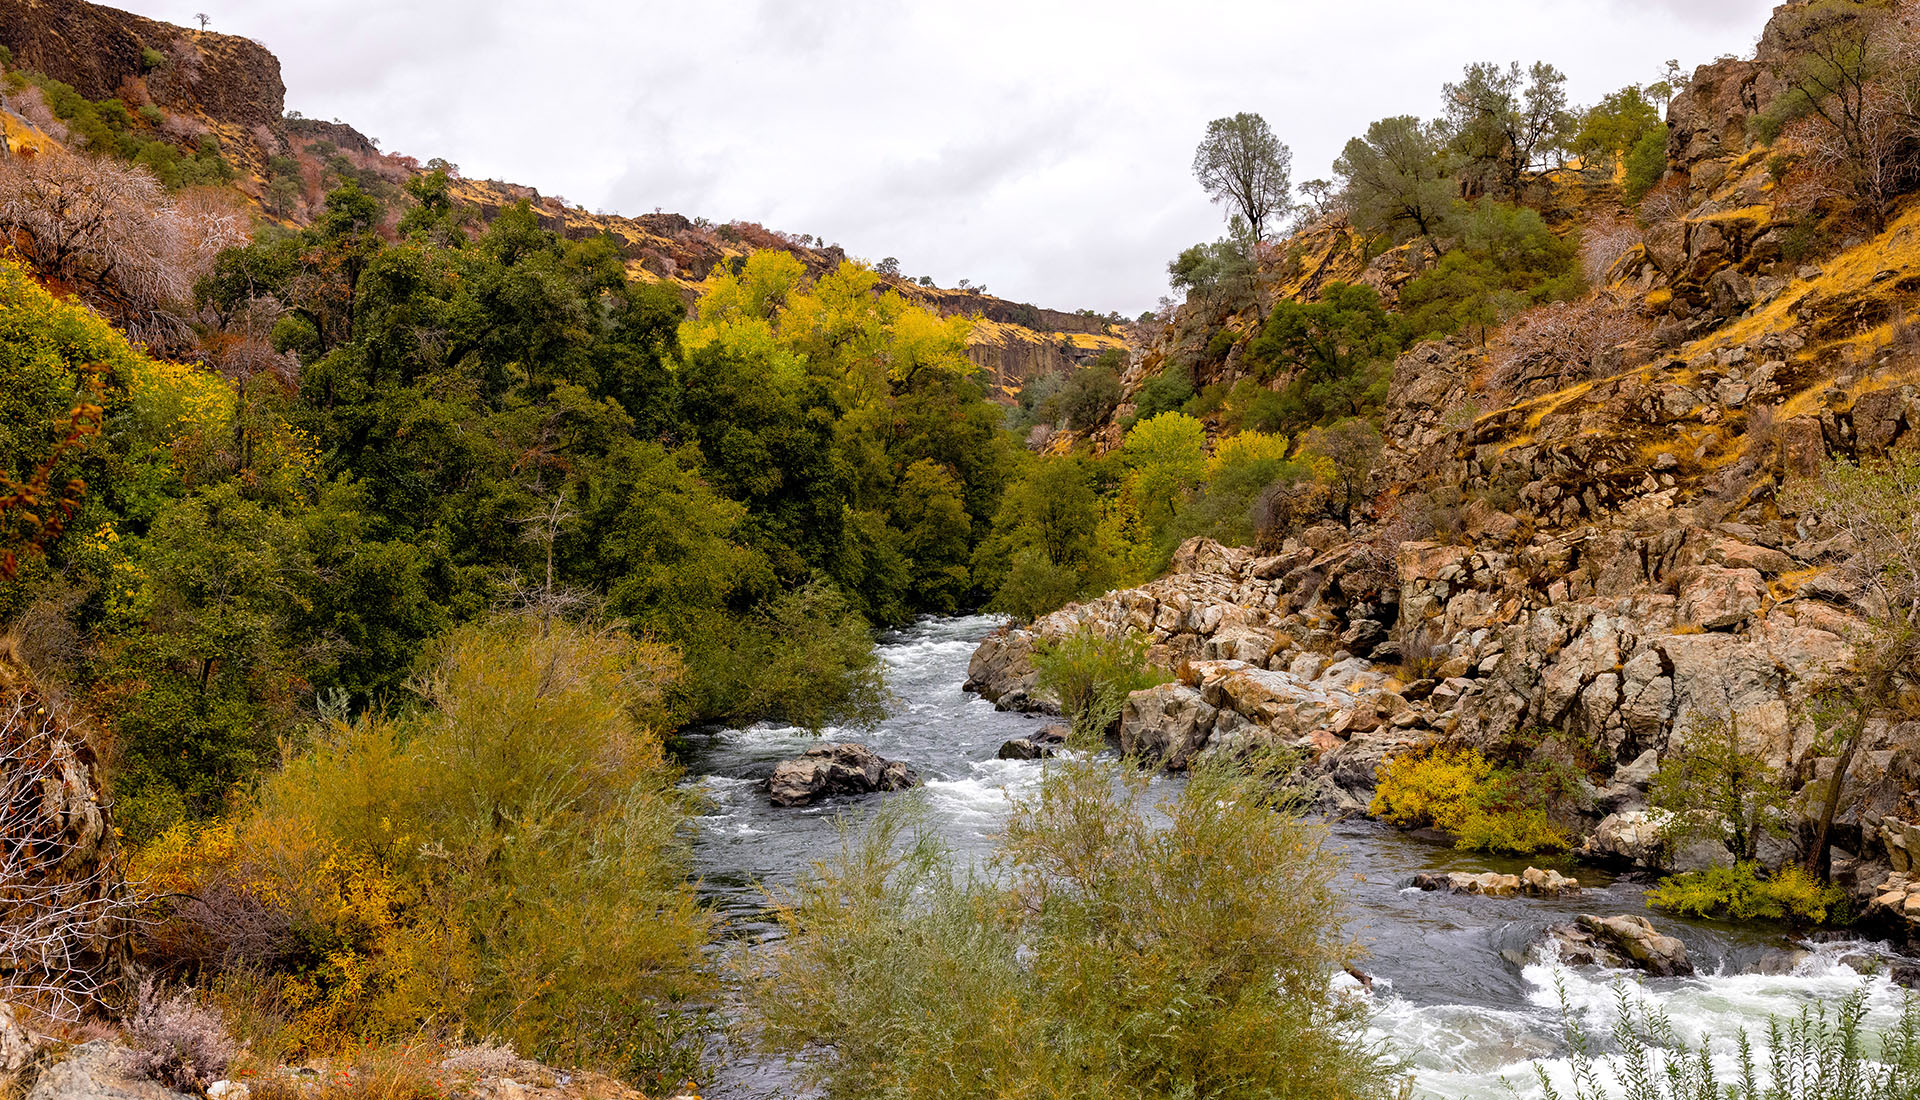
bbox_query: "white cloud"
[131,0,1779,314]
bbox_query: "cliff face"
[0,0,284,130]
[974,0,1920,934]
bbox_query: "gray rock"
[767,743,917,806]
[28,1043,194,1100]
[1542,915,1694,977]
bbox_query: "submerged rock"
[1541,914,1693,976]
[767,743,917,806]
[997,725,1068,761]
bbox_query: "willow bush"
[743,754,1405,1100]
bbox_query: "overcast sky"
[123,0,1778,315]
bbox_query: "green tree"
[1334,115,1456,245]
[1245,281,1409,431]
[1442,61,1573,198]
[1121,412,1207,535]
[975,457,1103,619]
[1302,418,1383,526]
[1192,112,1294,243]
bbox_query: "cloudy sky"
[126,0,1777,315]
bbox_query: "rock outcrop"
[767,743,917,807]
[997,725,1068,760]
[1540,915,1694,977]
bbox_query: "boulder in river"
[1411,868,1580,898]
[1541,914,1693,976]
[767,743,917,807]
[997,725,1068,761]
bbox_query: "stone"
[1413,868,1579,898]
[1119,683,1218,771]
[1582,811,1665,866]
[27,1043,195,1100]
[767,743,917,806]
[1676,566,1765,629]
[1541,915,1693,976]
[1521,866,1582,897]
[1338,619,1388,657]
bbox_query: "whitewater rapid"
[684,616,1912,1099]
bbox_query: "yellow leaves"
[1207,431,1291,478]
[129,818,238,897]
[683,256,975,401]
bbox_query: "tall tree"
[1192,113,1294,243]
[1442,61,1572,198]
[1334,115,1455,245]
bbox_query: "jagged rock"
[997,725,1067,761]
[26,1042,194,1100]
[1119,684,1217,770]
[767,744,916,806]
[1542,915,1693,976]
[1580,811,1665,866]
[1521,867,1583,896]
[1676,566,1766,630]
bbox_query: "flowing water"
[684,616,1913,1099]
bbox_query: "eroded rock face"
[1542,915,1694,977]
[767,744,917,807]
[26,1042,193,1100]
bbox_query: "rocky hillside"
[973,0,1920,937]
[0,0,1125,396]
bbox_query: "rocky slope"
[974,0,1920,937]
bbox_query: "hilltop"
[0,0,1127,395]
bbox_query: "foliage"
[1572,85,1667,199]
[1244,281,1408,431]
[1055,362,1123,431]
[975,455,1109,620]
[1398,200,1582,341]
[1125,365,1195,427]
[1441,60,1573,199]
[1031,626,1168,739]
[1371,745,1572,854]
[1335,115,1455,245]
[1167,232,1256,302]
[743,755,1406,1100]
[1647,863,1848,926]
[1300,417,1383,526]
[1529,983,1920,1100]
[1120,411,1208,533]
[161,618,714,1086]
[1648,710,1793,864]
[1163,431,1306,550]
[1192,112,1294,242]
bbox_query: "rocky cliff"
[973,0,1920,937]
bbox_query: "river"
[683,616,1913,1099]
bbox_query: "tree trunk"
[1806,708,1868,881]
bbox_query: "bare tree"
[0,150,245,351]
[1487,294,1652,397]
[195,12,210,30]
[1192,112,1294,243]
[0,668,136,1020]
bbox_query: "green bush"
[1031,626,1168,738]
[1056,364,1123,431]
[1646,862,1847,926]
[743,755,1406,1100]
[1398,201,1581,341]
[1123,366,1194,428]
[140,47,167,71]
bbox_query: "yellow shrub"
[1370,746,1493,832]
[129,818,237,897]
[1208,430,1291,477]
[1371,745,1569,855]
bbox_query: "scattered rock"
[1541,915,1693,976]
[767,743,916,807]
[1412,868,1580,898]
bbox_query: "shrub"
[743,755,1407,1100]
[125,980,237,1092]
[1487,294,1651,396]
[1031,626,1169,738]
[1371,745,1572,854]
[1646,862,1847,926]
[1124,366,1194,428]
[148,618,714,1085]
[1056,364,1122,431]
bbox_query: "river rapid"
[683,616,1913,1099]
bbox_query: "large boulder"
[1541,914,1694,977]
[767,744,917,807]
[1411,868,1580,898]
[997,725,1068,761]
[1119,684,1217,770]
[26,1043,194,1100]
